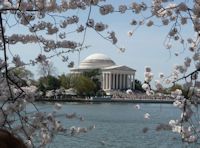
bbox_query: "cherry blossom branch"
[172,68,200,84]
[0,12,13,100]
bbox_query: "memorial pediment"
[103,65,136,72]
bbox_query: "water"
[33,103,198,148]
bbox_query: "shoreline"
[35,98,175,104]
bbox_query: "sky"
[3,0,196,84]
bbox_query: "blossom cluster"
[8,34,79,51]
[86,19,108,32]
[0,0,103,12]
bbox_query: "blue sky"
[3,0,195,83]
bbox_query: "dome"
[79,53,116,69]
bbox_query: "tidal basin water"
[35,102,197,148]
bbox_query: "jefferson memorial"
[70,53,136,94]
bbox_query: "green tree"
[135,79,145,92]
[72,75,96,96]
[83,69,101,94]
[58,73,100,96]
[37,75,61,93]
[59,74,75,89]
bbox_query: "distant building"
[70,53,136,94]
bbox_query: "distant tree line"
[12,66,190,97]
[14,64,192,97]
[10,65,152,95]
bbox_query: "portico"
[101,65,135,94]
[102,72,135,90]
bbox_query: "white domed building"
[70,53,136,94]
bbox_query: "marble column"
[105,73,107,89]
[107,73,109,89]
[109,73,112,90]
[123,74,126,89]
[112,73,115,89]
[116,73,119,89]
[121,74,123,89]
[120,74,122,89]
[111,73,115,89]
[103,73,105,89]
[128,74,131,89]
[110,73,113,89]
[125,74,128,89]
